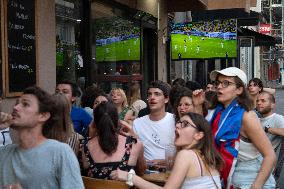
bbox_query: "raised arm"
[192,89,205,115]
[263,88,275,95]
[241,111,276,189]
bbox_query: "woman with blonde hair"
[110,88,132,121]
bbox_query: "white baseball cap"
[210,67,247,85]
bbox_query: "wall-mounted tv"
[171,19,237,60]
[94,17,140,62]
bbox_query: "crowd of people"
[0,67,284,189]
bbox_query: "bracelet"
[126,169,136,186]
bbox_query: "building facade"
[0,0,256,111]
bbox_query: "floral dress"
[82,136,137,179]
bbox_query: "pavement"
[274,88,284,115]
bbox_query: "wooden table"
[142,172,168,186]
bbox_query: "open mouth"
[217,91,223,96]
[180,110,187,114]
[149,102,157,106]
[175,130,180,138]
[11,112,19,119]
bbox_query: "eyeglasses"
[215,80,236,88]
[176,120,198,130]
[178,103,193,107]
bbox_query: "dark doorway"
[142,28,157,99]
[195,60,206,88]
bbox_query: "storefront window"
[55,0,83,84]
[91,1,141,93]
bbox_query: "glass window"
[91,1,141,93]
[55,0,83,83]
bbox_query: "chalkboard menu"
[7,0,36,93]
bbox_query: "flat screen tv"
[94,17,140,62]
[171,19,237,60]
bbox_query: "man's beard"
[10,123,33,130]
[258,107,272,115]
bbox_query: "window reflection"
[55,0,82,83]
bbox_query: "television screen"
[171,19,237,60]
[94,17,140,62]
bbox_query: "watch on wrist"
[126,169,136,186]
[264,126,270,133]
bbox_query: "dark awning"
[191,9,260,25]
[238,27,277,46]
[167,0,207,12]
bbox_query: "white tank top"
[238,138,260,161]
[181,175,221,189]
[180,151,221,189]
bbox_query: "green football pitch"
[171,34,237,59]
[95,38,140,62]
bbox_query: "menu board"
[7,0,36,93]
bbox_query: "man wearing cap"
[132,80,175,167]
[209,67,275,189]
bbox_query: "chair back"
[82,176,129,189]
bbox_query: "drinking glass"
[165,144,176,174]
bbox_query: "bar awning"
[238,27,277,46]
[167,0,207,12]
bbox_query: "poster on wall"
[170,19,237,60]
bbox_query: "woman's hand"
[119,120,137,137]
[192,89,205,106]
[110,168,128,181]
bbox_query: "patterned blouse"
[82,136,137,179]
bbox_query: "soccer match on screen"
[171,19,237,60]
[95,17,141,62]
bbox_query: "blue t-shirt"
[71,106,92,136]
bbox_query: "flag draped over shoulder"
[210,99,245,189]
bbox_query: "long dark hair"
[185,112,224,170]
[248,78,263,92]
[234,77,254,111]
[93,102,119,155]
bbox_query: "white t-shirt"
[260,113,284,156]
[0,128,12,147]
[133,112,175,160]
